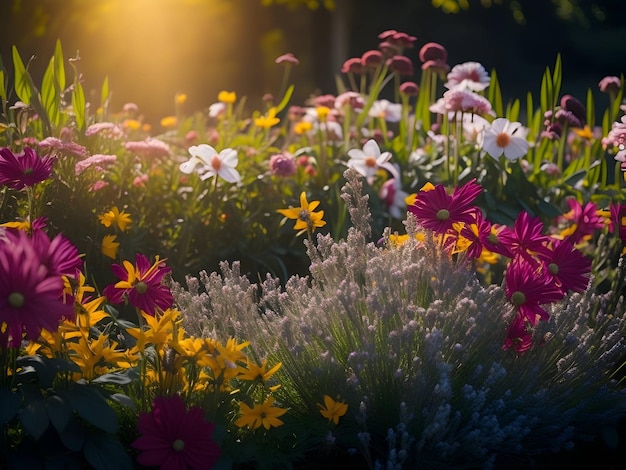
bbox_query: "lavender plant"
[174,168,626,469]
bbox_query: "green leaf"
[586,87,595,128]
[488,69,503,117]
[60,384,118,434]
[274,83,294,114]
[0,69,6,101]
[42,56,60,127]
[19,399,49,440]
[72,80,86,131]
[45,394,72,433]
[54,39,65,91]
[92,372,134,386]
[101,75,110,109]
[57,415,86,452]
[552,54,562,106]
[83,432,134,470]
[539,65,551,115]
[12,45,32,104]
[0,387,21,425]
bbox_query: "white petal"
[219,148,238,167]
[481,133,504,158]
[179,157,201,174]
[503,137,530,160]
[218,166,241,183]
[190,144,217,165]
[347,149,365,160]
[362,139,381,158]
[489,118,509,134]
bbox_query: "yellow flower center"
[8,292,24,308]
[496,132,511,148]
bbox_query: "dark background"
[1,0,625,126]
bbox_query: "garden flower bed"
[1,29,625,469]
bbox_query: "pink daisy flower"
[103,253,174,315]
[0,147,56,190]
[489,211,552,265]
[544,238,591,294]
[132,394,221,470]
[444,61,490,92]
[408,179,483,236]
[505,257,564,326]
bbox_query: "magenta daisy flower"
[0,229,74,347]
[505,257,564,326]
[544,239,591,294]
[103,253,174,315]
[459,209,492,259]
[502,311,533,354]
[132,394,221,470]
[491,211,552,265]
[408,179,482,236]
[559,198,606,245]
[31,229,83,278]
[0,147,56,190]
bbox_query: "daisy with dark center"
[490,211,553,265]
[544,238,592,294]
[504,257,564,327]
[0,147,56,190]
[278,191,326,238]
[132,394,221,470]
[103,253,174,316]
[0,228,74,347]
[408,179,482,236]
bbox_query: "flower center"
[134,281,148,294]
[23,167,34,175]
[8,292,24,308]
[298,210,310,222]
[364,156,377,168]
[436,209,450,221]
[172,439,185,452]
[511,291,526,306]
[496,132,511,148]
[211,155,222,171]
[548,263,559,275]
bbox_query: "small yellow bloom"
[101,234,120,259]
[160,115,178,128]
[573,125,593,140]
[277,191,326,236]
[238,358,282,383]
[316,106,330,122]
[98,206,132,232]
[123,119,142,131]
[1,220,30,231]
[318,395,348,425]
[218,90,237,104]
[235,396,287,430]
[175,92,187,105]
[254,107,280,129]
[293,120,313,135]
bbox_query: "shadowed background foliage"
[1,0,624,125]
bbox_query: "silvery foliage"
[171,169,626,468]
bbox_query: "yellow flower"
[1,220,30,231]
[123,118,142,131]
[101,234,120,259]
[277,191,326,236]
[218,90,237,104]
[293,120,313,135]
[98,206,132,232]
[160,115,178,128]
[254,107,280,128]
[126,308,179,351]
[68,333,129,380]
[175,92,187,104]
[318,395,348,425]
[574,125,593,140]
[235,396,287,430]
[238,358,282,383]
[316,105,330,122]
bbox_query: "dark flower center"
[134,281,148,294]
[8,292,24,308]
[436,209,450,221]
[23,168,33,175]
[548,263,559,275]
[172,439,185,452]
[298,210,310,222]
[511,291,526,306]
